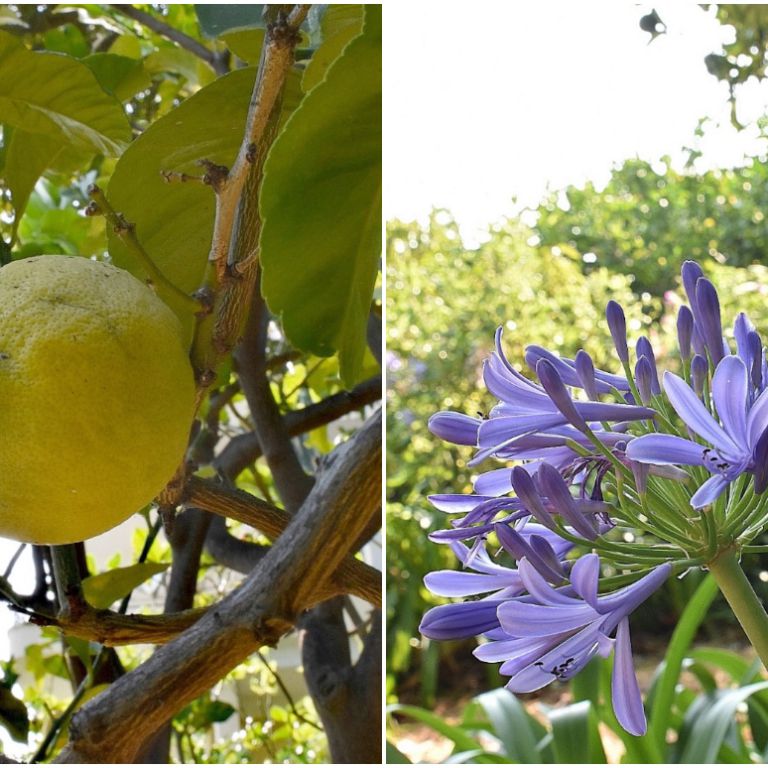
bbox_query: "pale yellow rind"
[0,255,195,544]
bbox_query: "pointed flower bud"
[606,300,629,363]
[677,305,693,361]
[511,466,557,530]
[695,278,724,366]
[536,359,589,433]
[428,412,481,445]
[691,354,708,397]
[537,463,598,540]
[574,349,599,400]
[635,337,661,394]
[634,356,654,405]
[681,260,704,316]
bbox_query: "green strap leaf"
[81,561,169,609]
[387,703,488,755]
[549,700,607,764]
[260,4,381,386]
[0,30,130,155]
[82,53,151,102]
[474,688,542,763]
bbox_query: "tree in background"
[0,4,381,763]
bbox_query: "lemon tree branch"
[53,407,380,763]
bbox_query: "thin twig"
[255,650,322,730]
[85,185,205,317]
[108,4,222,72]
[2,544,25,581]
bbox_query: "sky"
[384,2,768,245]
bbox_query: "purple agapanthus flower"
[475,555,671,737]
[626,355,768,507]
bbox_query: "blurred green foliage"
[534,155,768,295]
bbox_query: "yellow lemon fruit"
[0,255,196,544]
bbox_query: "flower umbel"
[422,258,768,738]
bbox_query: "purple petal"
[517,558,583,607]
[753,426,768,494]
[506,623,601,693]
[537,463,598,540]
[570,554,600,610]
[634,356,654,405]
[428,494,493,513]
[496,526,565,583]
[574,400,656,423]
[474,636,549,663]
[473,468,513,496]
[428,411,480,445]
[419,600,503,640]
[625,434,708,467]
[511,466,557,530]
[597,563,671,616]
[424,570,522,598]
[498,635,564,677]
[690,474,729,508]
[734,312,754,365]
[528,535,568,580]
[747,388,768,449]
[663,371,740,454]
[711,356,748,446]
[611,617,646,736]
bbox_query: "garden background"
[386,4,768,763]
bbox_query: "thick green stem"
[708,548,768,668]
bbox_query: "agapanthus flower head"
[423,257,768,739]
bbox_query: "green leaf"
[646,573,719,755]
[220,27,265,64]
[0,30,130,156]
[548,700,607,764]
[196,5,265,37]
[474,688,542,762]
[260,5,381,386]
[107,67,257,313]
[82,561,169,609]
[678,682,768,763]
[302,5,364,93]
[385,740,412,764]
[4,127,64,237]
[83,53,150,101]
[0,685,28,742]
[387,703,488,755]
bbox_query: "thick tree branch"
[233,290,314,510]
[186,476,381,607]
[54,407,381,763]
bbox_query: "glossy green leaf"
[4,127,63,237]
[196,5,265,37]
[0,685,28,742]
[474,688,542,763]
[549,700,607,764]
[82,561,169,609]
[107,67,257,308]
[260,5,381,386]
[302,5,363,93]
[0,30,130,156]
[220,27,265,64]
[83,53,150,101]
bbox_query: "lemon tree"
[0,255,195,545]
[0,5,381,765]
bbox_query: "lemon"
[0,255,196,544]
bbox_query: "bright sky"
[384,2,768,244]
